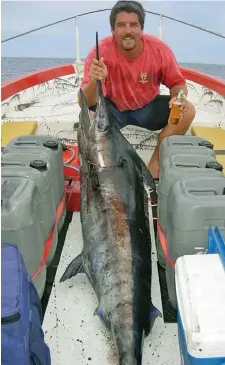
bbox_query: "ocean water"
[1,56,225,83]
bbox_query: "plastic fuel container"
[159,135,215,169]
[1,162,58,265]
[1,176,46,298]
[166,176,225,309]
[157,154,223,268]
[3,134,66,231]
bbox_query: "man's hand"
[78,57,107,108]
[89,57,108,83]
[169,95,190,120]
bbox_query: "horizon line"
[2,55,225,67]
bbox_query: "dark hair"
[110,1,145,30]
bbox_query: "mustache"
[122,34,135,39]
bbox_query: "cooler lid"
[175,254,225,358]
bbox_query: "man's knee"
[151,95,170,131]
[184,102,196,127]
[188,103,196,122]
[178,102,196,135]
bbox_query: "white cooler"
[175,238,225,365]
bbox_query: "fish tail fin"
[60,253,84,283]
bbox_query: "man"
[78,0,196,178]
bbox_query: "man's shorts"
[89,94,171,131]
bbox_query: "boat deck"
[42,201,180,365]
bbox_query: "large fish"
[60,33,161,365]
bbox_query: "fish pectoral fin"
[145,303,162,337]
[60,254,84,283]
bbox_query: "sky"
[1,0,225,64]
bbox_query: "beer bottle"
[168,90,185,125]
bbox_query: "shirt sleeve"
[160,45,186,89]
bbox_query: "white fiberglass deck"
[42,201,180,365]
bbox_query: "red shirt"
[81,34,185,112]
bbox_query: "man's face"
[112,11,142,51]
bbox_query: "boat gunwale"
[1,63,77,101]
[1,63,225,102]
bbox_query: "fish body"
[60,81,160,364]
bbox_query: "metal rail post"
[75,16,80,63]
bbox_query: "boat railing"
[2,8,225,64]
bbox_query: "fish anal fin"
[60,254,84,283]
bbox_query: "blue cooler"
[175,226,225,365]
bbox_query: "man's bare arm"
[170,83,188,98]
